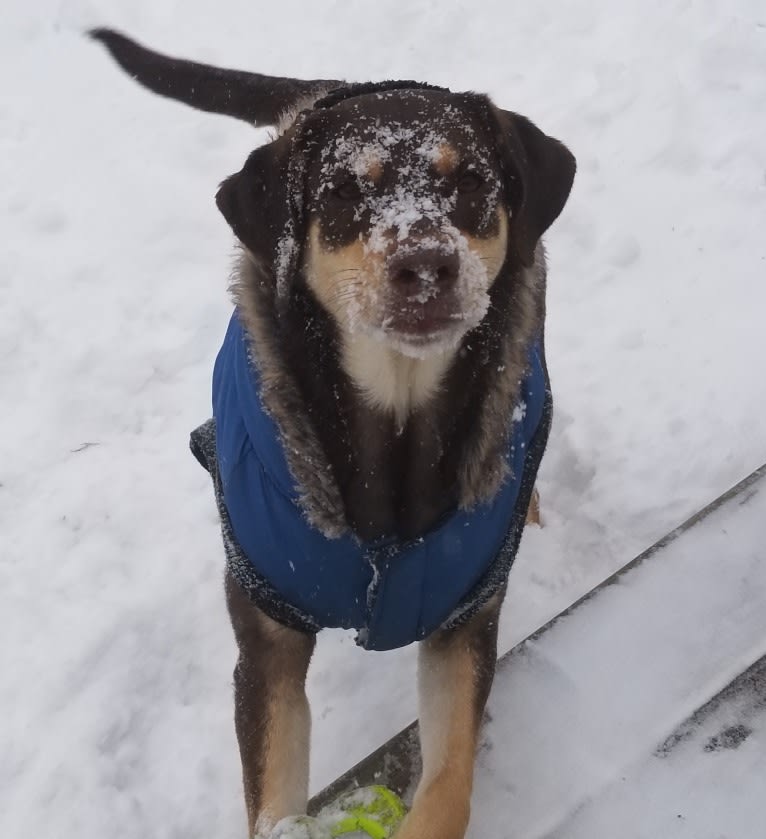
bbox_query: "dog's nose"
[388,248,460,294]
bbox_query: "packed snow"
[1,1,765,838]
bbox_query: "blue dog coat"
[191,312,551,651]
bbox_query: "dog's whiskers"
[328,283,364,308]
[478,256,501,269]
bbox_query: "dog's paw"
[259,786,406,839]
[261,815,331,839]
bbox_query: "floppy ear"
[90,28,343,126]
[495,109,576,266]
[216,134,303,285]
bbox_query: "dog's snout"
[388,248,460,293]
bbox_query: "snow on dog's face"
[215,84,574,364]
[300,91,508,357]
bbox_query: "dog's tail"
[89,28,343,127]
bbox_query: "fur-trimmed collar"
[229,246,546,538]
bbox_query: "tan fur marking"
[304,220,386,328]
[255,614,312,830]
[398,595,502,839]
[525,486,542,526]
[433,143,459,176]
[416,635,477,791]
[463,209,508,282]
[365,156,384,184]
[254,686,311,835]
[227,576,314,838]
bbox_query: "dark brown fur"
[92,29,575,839]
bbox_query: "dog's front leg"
[396,593,503,839]
[226,572,316,838]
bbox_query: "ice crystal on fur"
[276,231,297,296]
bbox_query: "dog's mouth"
[338,253,493,358]
[366,292,476,358]
[383,295,464,340]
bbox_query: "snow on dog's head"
[300,90,508,357]
[214,81,575,364]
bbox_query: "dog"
[92,29,575,839]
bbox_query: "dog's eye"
[457,171,484,194]
[333,180,362,201]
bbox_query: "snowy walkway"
[472,466,766,838]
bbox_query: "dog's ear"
[494,109,576,266]
[90,28,343,126]
[216,134,302,283]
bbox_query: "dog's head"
[92,31,575,358]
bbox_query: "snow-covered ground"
[1,1,764,837]
[472,468,766,838]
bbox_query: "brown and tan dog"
[92,29,574,839]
